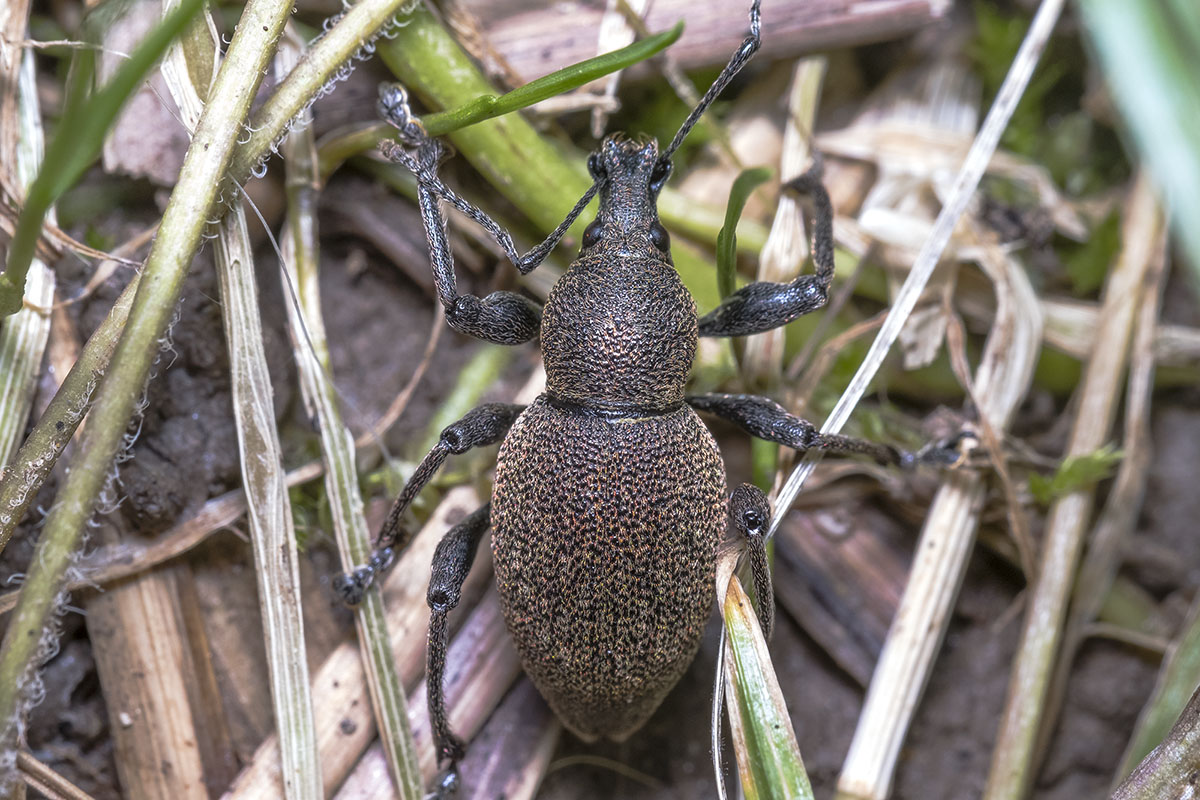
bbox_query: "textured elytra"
[491,397,725,741]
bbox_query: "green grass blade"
[1112,685,1200,800]
[420,21,683,137]
[1077,0,1200,296]
[1116,596,1200,783]
[376,3,756,313]
[0,0,205,316]
[722,575,814,800]
[716,167,772,300]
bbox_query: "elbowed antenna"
[659,0,762,164]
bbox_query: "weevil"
[334,1,962,793]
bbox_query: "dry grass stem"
[1040,298,1200,370]
[836,217,1042,800]
[456,678,561,800]
[333,590,522,795]
[481,0,951,81]
[159,6,321,794]
[587,0,648,138]
[214,205,321,799]
[770,0,1066,533]
[0,51,54,472]
[817,126,1086,241]
[983,170,1165,800]
[277,28,420,796]
[16,750,96,800]
[1033,223,1169,765]
[85,558,211,799]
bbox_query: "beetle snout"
[594,133,659,177]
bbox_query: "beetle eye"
[649,158,672,193]
[649,221,670,252]
[582,219,604,249]
[587,152,604,180]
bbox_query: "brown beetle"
[335,1,957,794]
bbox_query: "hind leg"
[425,503,492,797]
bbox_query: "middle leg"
[688,393,963,468]
[333,402,522,606]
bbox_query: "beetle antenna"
[659,0,761,164]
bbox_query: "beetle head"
[581,134,672,258]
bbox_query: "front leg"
[699,161,835,338]
[377,84,598,345]
[688,393,964,468]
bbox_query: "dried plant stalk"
[333,591,523,795]
[451,678,561,800]
[770,0,1067,532]
[0,50,54,473]
[17,750,96,800]
[276,28,421,798]
[158,5,322,795]
[983,170,1165,800]
[478,0,950,81]
[1033,224,1169,768]
[86,560,208,799]
[741,57,824,386]
[836,225,1043,800]
[212,206,321,799]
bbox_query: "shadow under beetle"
[334,1,964,793]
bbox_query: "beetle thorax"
[540,256,697,412]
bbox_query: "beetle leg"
[332,403,522,606]
[687,393,966,468]
[377,83,598,288]
[426,503,492,798]
[729,484,774,640]
[698,157,835,338]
